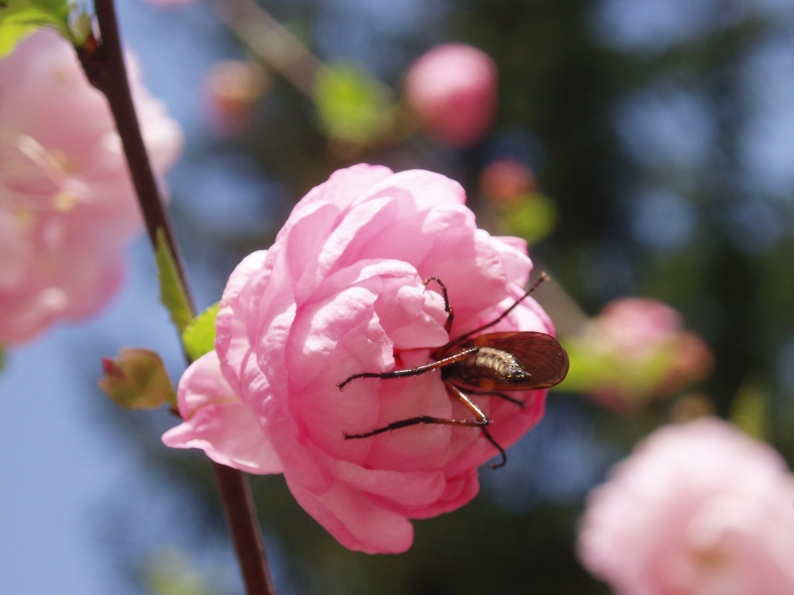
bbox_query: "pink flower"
[163,164,556,553]
[578,419,794,595]
[595,298,684,360]
[404,44,498,148]
[565,298,713,410]
[0,30,183,345]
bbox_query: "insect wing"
[468,331,569,390]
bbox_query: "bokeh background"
[2,0,794,593]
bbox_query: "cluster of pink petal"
[578,418,794,595]
[0,30,183,345]
[163,164,555,553]
[404,44,498,148]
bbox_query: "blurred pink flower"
[578,418,794,595]
[595,298,684,360]
[404,44,497,148]
[0,30,183,345]
[163,164,555,553]
[566,298,713,410]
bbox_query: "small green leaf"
[0,0,87,56]
[155,229,193,335]
[182,302,220,362]
[313,62,396,145]
[0,345,6,373]
[98,348,177,410]
[501,193,558,245]
[730,374,770,441]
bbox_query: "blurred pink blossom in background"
[479,158,538,204]
[202,60,270,136]
[0,30,183,345]
[164,164,554,553]
[578,418,794,595]
[404,43,498,148]
[564,298,713,410]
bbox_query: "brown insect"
[337,273,569,468]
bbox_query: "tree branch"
[78,3,275,593]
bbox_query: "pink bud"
[98,348,176,410]
[479,159,537,203]
[404,44,498,148]
[203,60,269,136]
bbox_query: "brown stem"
[78,2,275,593]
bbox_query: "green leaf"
[0,0,86,56]
[155,229,193,335]
[313,62,396,145]
[182,302,220,362]
[730,374,770,441]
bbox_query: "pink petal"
[162,352,282,474]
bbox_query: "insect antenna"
[448,272,549,348]
[424,276,453,333]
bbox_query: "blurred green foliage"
[0,0,88,54]
[313,63,398,146]
[499,193,558,245]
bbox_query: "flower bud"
[99,348,176,410]
[404,44,497,148]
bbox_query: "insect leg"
[481,427,508,469]
[343,381,489,439]
[343,413,488,439]
[468,390,526,407]
[424,276,454,333]
[337,346,478,390]
[446,383,507,468]
[342,381,508,468]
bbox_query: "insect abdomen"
[444,346,529,388]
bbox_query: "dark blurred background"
[2,0,794,593]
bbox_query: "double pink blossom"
[0,30,183,345]
[404,44,498,148]
[578,419,794,595]
[163,164,555,553]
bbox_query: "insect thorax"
[443,346,530,387]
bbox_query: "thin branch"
[210,0,326,97]
[78,2,275,593]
